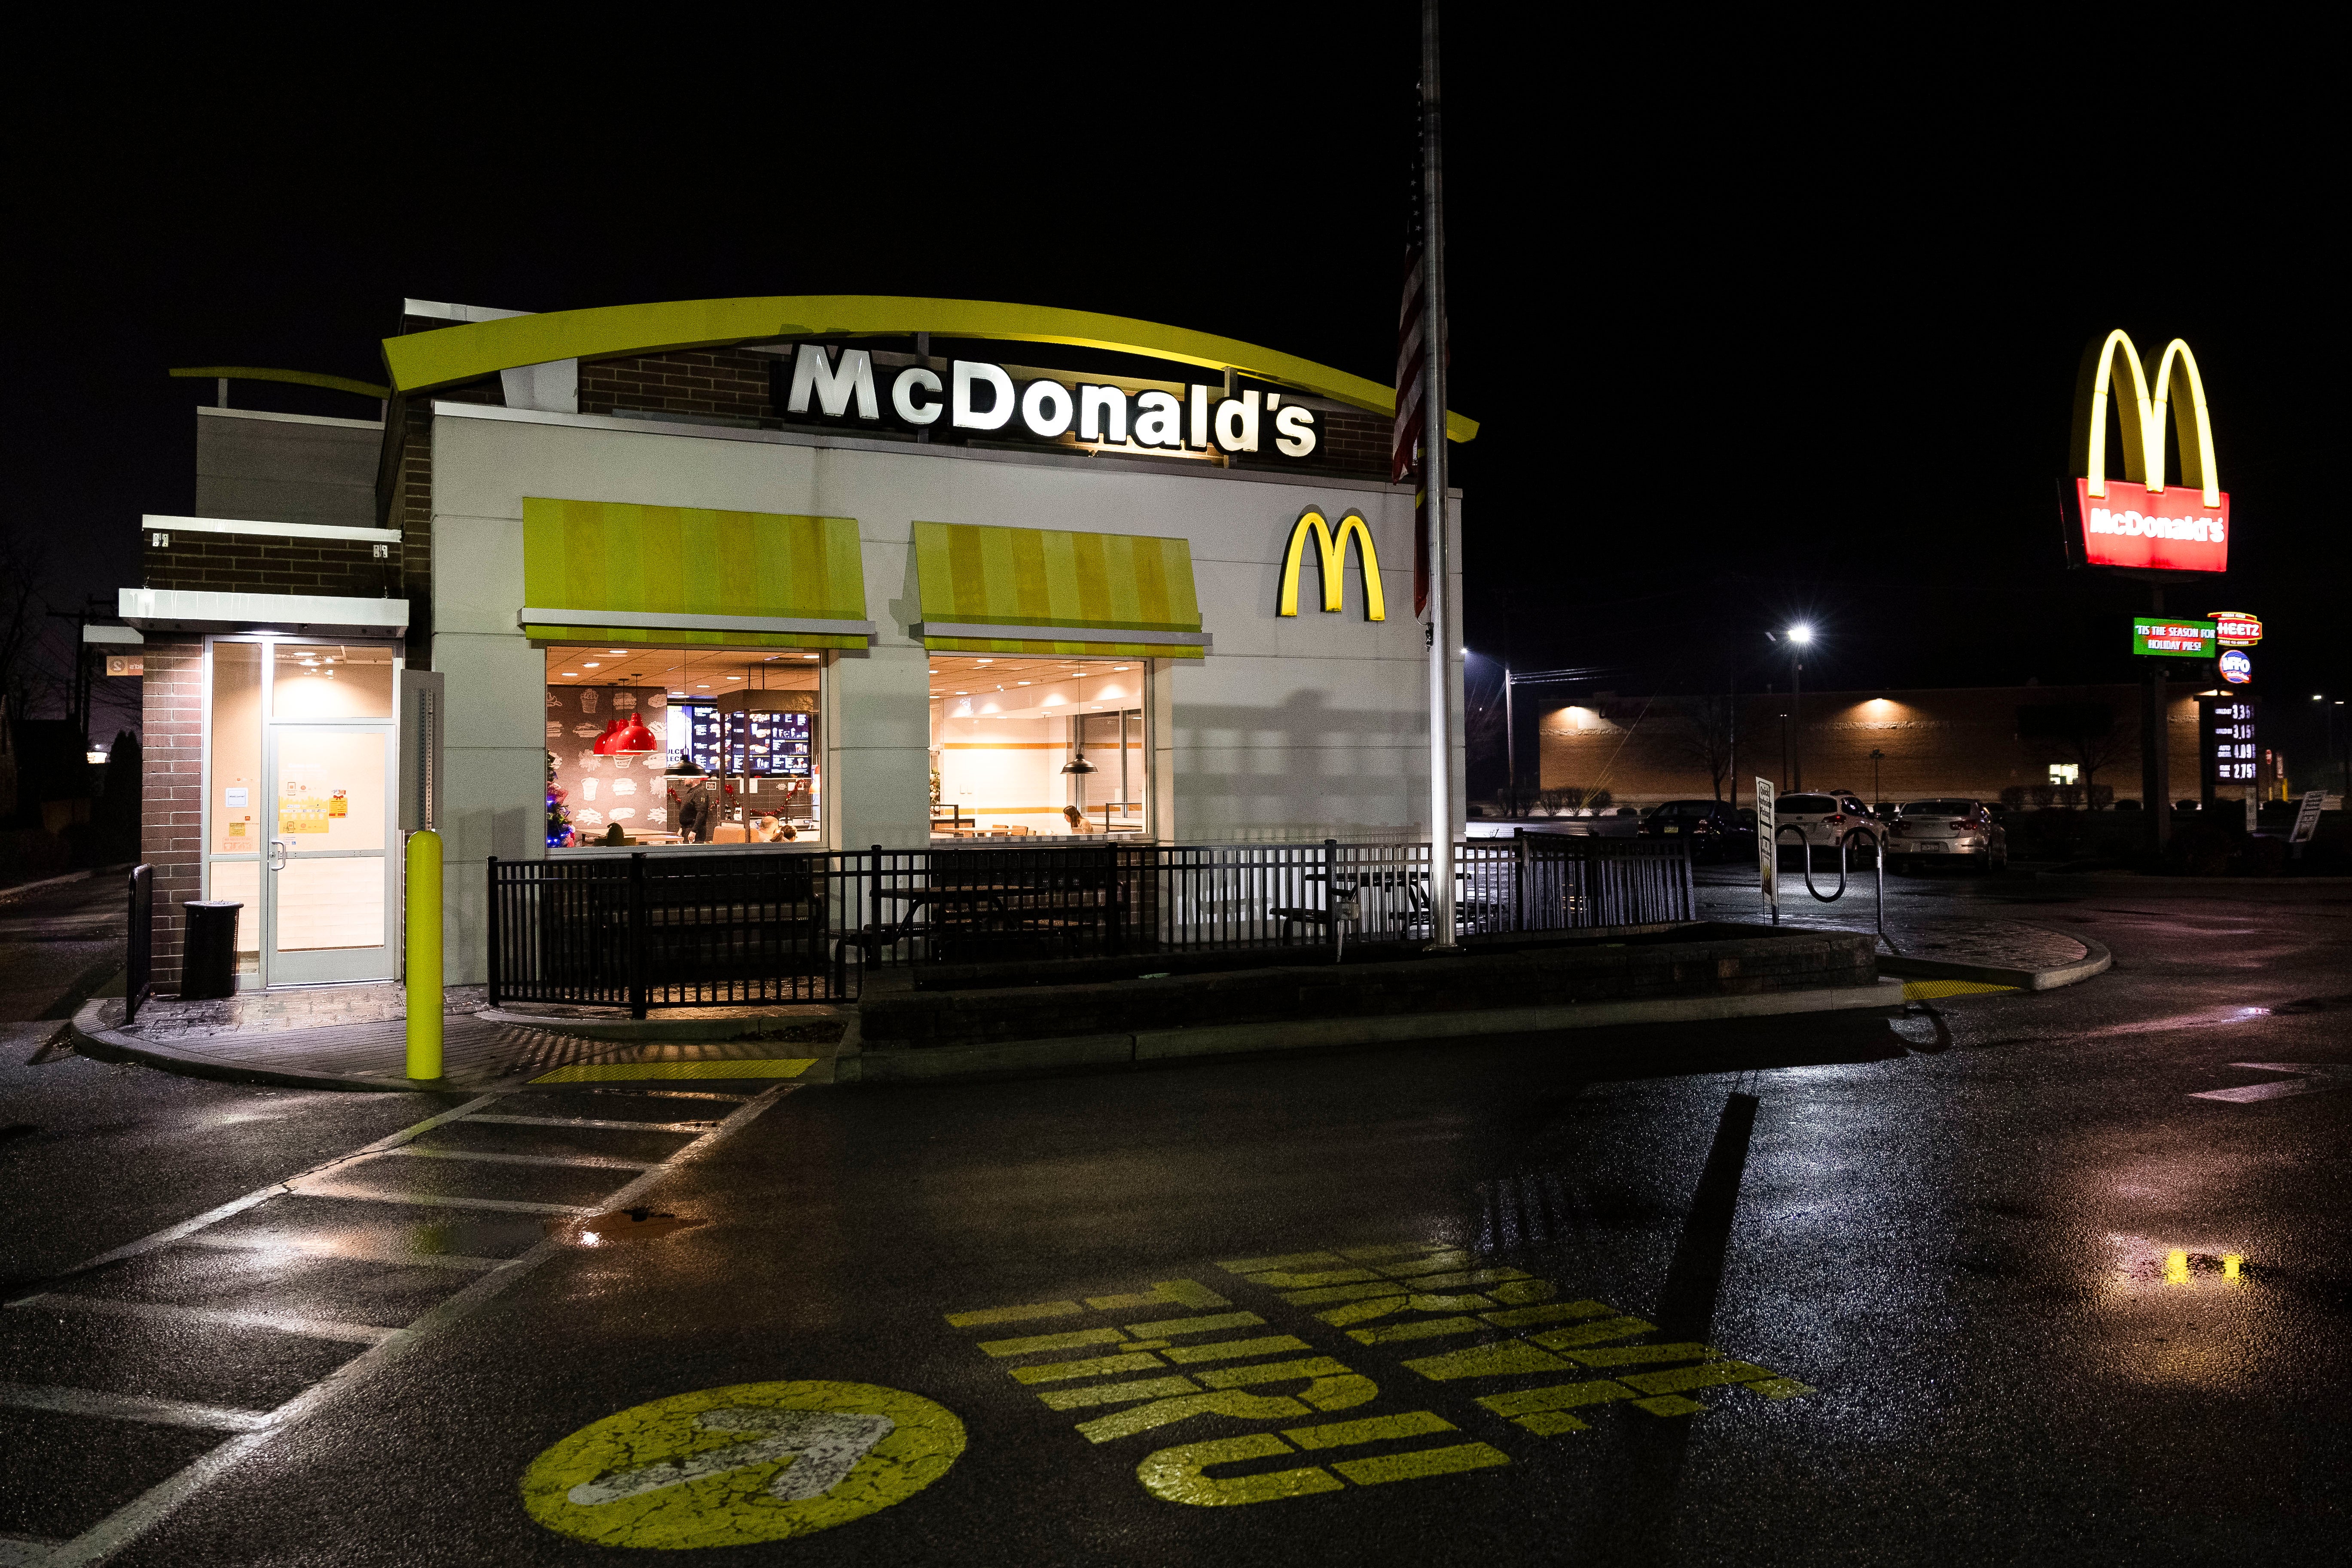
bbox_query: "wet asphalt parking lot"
[2,869,2347,1565]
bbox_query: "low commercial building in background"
[1532,684,2267,811]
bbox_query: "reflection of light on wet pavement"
[2163,1248,2244,1283]
[2074,1007,2272,1039]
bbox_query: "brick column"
[140,638,203,992]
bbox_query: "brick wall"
[1304,406,1394,481]
[144,531,400,598]
[579,350,775,423]
[393,380,495,671]
[139,639,203,992]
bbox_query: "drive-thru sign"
[1755,778,1776,909]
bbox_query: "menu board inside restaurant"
[675,702,815,778]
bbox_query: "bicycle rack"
[1773,823,1895,954]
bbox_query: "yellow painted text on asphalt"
[942,1239,1817,1506]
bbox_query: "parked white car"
[1770,791,1885,863]
[1888,798,2008,872]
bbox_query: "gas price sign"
[2203,696,2260,786]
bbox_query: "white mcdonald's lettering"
[1278,508,1385,622]
[2087,507,2227,543]
[2078,329,2221,506]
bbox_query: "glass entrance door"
[265,723,396,985]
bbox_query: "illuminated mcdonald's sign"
[2067,329,2230,573]
[1277,507,1385,621]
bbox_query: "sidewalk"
[71,905,2107,1093]
[71,981,845,1092]
[1693,879,2111,993]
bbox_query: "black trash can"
[181,900,243,999]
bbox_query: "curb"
[842,976,1910,1084]
[1878,936,2111,992]
[473,1007,854,1046]
[69,1000,464,1095]
[2034,872,2352,899]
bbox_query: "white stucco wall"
[427,404,1464,981]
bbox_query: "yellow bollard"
[405,829,443,1080]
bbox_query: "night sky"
[11,13,2343,777]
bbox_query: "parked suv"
[1888,798,2007,872]
[1640,799,1757,863]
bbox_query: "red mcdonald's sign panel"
[2074,478,2229,572]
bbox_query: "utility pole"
[1419,0,1456,949]
[1790,642,1804,792]
[1504,662,1516,805]
[2141,583,2171,851]
[46,597,104,751]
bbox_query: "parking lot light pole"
[1784,625,1812,790]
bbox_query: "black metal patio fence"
[485,834,1693,1013]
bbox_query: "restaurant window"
[545,648,821,848]
[928,656,1146,839]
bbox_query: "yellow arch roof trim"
[171,366,390,400]
[378,295,1477,443]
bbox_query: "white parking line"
[9,1094,505,1290]
[0,1382,276,1433]
[285,1183,595,1217]
[27,1083,797,1568]
[171,1233,508,1271]
[463,1114,716,1133]
[375,1145,662,1172]
[8,1295,400,1346]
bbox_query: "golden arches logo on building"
[2074,329,2220,506]
[1278,508,1385,622]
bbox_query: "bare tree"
[1665,695,1736,801]
[2019,692,2135,809]
[0,534,51,721]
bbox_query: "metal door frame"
[201,635,403,990]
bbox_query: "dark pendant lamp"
[1060,667,1097,774]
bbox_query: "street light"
[1766,625,1812,790]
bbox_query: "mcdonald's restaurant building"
[116,297,1469,992]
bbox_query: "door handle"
[268,839,290,872]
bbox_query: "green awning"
[911,521,1208,659]
[520,497,873,649]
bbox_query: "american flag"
[1391,191,1426,488]
[1393,137,1433,616]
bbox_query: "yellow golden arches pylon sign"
[2067,329,2229,573]
[1278,508,1385,622]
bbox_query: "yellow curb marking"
[520,1380,962,1549]
[530,1059,815,1083]
[1901,979,2019,1001]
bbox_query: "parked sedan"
[1769,792,1885,865]
[1888,798,2008,872]
[1640,799,1757,863]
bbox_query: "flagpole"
[1420,0,1457,949]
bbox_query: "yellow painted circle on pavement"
[521,1380,965,1549]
